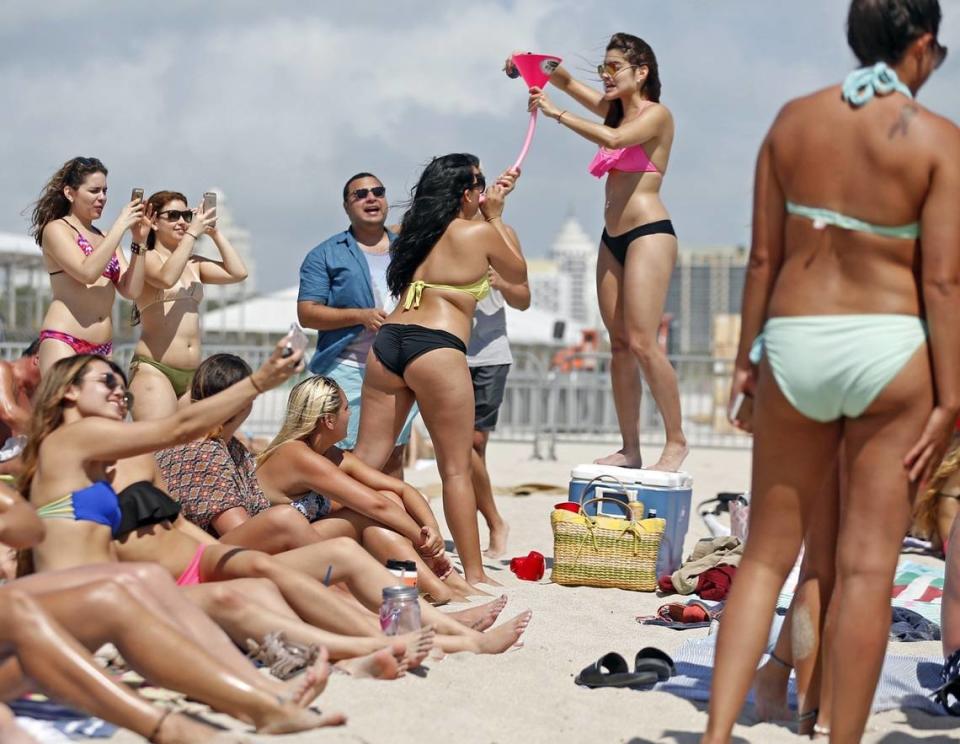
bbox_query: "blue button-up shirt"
[298,227,395,374]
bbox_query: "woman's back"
[767,83,953,318]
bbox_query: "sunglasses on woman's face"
[597,62,638,78]
[471,174,486,191]
[82,372,134,409]
[159,209,194,223]
[932,38,948,69]
[350,186,386,201]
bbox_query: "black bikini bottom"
[373,324,466,378]
[116,481,182,536]
[601,219,676,266]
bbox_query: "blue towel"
[9,698,117,739]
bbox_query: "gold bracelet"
[249,376,266,394]
[557,110,568,123]
[485,216,502,223]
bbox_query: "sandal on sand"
[246,632,320,681]
[634,647,675,681]
[575,652,658,689]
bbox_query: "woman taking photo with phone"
[31,157,149,375]
[128,190,248,420]
[353,156,525,589]
[515,33,687,471]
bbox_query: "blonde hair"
[19,354,127,496]
[256,375,343,465]
[913,436,960,541]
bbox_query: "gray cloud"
[3,0,957,291]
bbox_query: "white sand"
[91,444,949,743]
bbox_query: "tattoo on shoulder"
[888,104,919,139]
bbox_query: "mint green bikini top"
[787,63,920,240]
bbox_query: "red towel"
[510,551,545,581]
[696,564,737,600]
[659,574,676,593]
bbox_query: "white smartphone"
[729,392,753,425]
[282,322,309,358]
[202,191,217,226]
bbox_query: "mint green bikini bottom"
[750,315,927,422]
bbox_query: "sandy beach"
[90,442,949,743]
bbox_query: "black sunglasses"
[159,209,194,223]
[82,372,134,409]
[932,38,948,69]
[350,186,386,201]
[472,174,486,191]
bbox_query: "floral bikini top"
[48,219,121,284]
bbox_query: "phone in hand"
[202,191,217,226]
[131,188,144,204]
[729,392,754,427]
[282,322,309,358]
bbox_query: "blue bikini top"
[35,481,123,536]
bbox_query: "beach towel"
[668,537,743,595]
[656,635,945,716]
[890,607,941,642]
[9,697,117,739]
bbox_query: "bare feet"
[474,611,532,654]
[255,704,346,735]
[448,595,508,631]
[650,441,688,472]
[752,656,792,722]
[484,519,510,559]
[154,712,250,744]
[393,625,436,668]
[284,647,331,708]
[464,572,501,591]
[336,641,409,680]
[594,448,643,468]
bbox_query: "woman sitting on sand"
[23,352,530,656]
[128,190,248,420]
[257,374,480,602]
[157,356,471,603]
[1,476,338,740]
[353,156,525,588]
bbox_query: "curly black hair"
[386,153,480,299]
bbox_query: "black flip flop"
[634,647,676,681]
[575,652,658,689]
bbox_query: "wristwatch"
[130,242,143,255]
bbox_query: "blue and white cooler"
[568,464,693,578]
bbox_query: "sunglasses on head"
[350,186,386,201]
[159,209,194,223]
[82,372,134,409]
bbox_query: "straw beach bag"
[551,497,665,591]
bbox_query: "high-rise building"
[527,214,601,328]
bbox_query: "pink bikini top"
[53,220,120,284]
[587,102,662,179]
[588,144,659,178]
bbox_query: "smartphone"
[729,392,754,427]
[282,322,309,358]
[202,191,217,225]
[131,187,144,204]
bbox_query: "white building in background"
[527,214,601,329]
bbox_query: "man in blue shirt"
[297,173,416,477]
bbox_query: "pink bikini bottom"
[176,544,208,587]
[39,329,113,357]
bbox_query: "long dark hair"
[191,353,252,401]
[386,153,480,298]
[847,0,942,65]
[30,157,108,245]
[603,33,662,128]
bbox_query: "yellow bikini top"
[403,274,490,310]
[139,281,203,312]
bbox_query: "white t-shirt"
[338,250,393,366]
[466,288,513,367]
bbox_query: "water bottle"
[646,508,658,520]
[385,559,418,588]
[379,586,421,636]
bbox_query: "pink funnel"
[509,52,562,171]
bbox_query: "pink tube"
[512,110,538,171]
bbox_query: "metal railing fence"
[2,343,751,458]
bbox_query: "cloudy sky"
[3,1,958,291]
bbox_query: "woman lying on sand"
[1,482,336,742]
